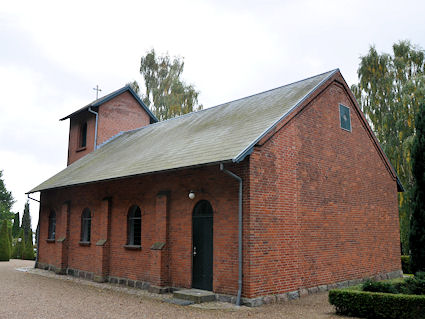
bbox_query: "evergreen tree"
[12,212,20,238]
[0,170,15,223]
[11,245,16,259]
[0,220,10,261]
[410,102,425,273]
[8,226,12,259]
[22,231,34,260]
[21,201,32,243]
[352,41,425,254]
[14,229,25,259]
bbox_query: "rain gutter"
[27,194,40,267]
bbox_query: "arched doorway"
[192,200,213,291]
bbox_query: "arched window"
[48,210,56,240]
[127,205,141,246]
[80,122,87,148]
[80,208,91,242]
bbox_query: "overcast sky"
[1,0,424,230]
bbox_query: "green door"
[192,200,213,291]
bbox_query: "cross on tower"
[93,85,102,99]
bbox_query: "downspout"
[27,194,40,268]
[35,221,40,267]
[220,163,243,306]
[88,106,99,150]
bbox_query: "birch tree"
[135,49,202,121]
[352,41,425,254]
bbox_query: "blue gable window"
[339,104,351,132]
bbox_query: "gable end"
[252,71,402,191]
[234,69,339,163]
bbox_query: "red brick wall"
[38,192,61,267]
[245,121,300,297]
[245,79,401,297]
[67,91,151,165]
[97,91,151,145]
[37,163,247,295]
[39,76,400,299]
[296,81,400,288]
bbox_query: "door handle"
[193,246,197,256]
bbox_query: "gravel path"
[0,259,348,319]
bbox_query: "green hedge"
[401,255,412,274]
[0,220,10,261]
[362,279,399,294]
[329,289,425,319]
[360,273,425,296]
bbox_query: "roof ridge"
[91,86,128,106]
[59,86,127,120]
[207,69,339,110]
[60,85,158,122]
[113,69,339,134]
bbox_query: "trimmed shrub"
[329,289,425,319]
[8,226,12,259]
[22,228,34,260]
[401,255,412,274]
[362,279,399,294]
[22,238,34,260]
[0,220,10,261]
[402,273,425,295]
[11,244,17,259]
[361,275,425,296]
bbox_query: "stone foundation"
[240,270,403,307]
[35,262,402,307]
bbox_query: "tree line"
[0,171,35,261]
[352,41,425,265]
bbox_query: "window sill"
[76,146,87,152]
[46,239,55,243]
[79,241,91,246]
[123,245,141,250]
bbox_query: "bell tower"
[60,86,157,165]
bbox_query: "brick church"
[29,69,403,305]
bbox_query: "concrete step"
[164,298,195,306]
[173,289,216,303]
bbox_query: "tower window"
[80,122,87,148]
[339,104,351,132]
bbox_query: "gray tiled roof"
[29,69,337,193]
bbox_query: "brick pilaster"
[94,197,112,282]
[55,201,70,274]
[150,191,169,287]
